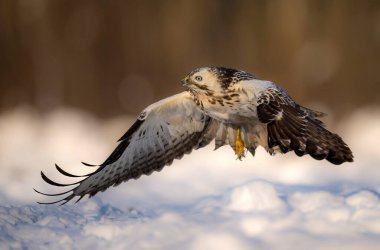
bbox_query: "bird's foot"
[235,127,246,160]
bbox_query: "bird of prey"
[35,67,353,205]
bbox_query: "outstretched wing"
[257,87,353,165]
[36,92,217,205]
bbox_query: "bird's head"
[181,67,255,95]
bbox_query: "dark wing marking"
[36,92,218,205]
[257,88,353,165]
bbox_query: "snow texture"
[1,106,380,250]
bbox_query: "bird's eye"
[195,76,203,82]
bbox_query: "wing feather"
[36,92,220,204]
[257,88,353,164]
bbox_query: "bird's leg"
[235,127,246,160]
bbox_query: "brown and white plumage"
[36,66,353,205]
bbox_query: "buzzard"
[35,67,353,205]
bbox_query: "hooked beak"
[181,76,190,86]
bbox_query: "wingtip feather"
[81,161,97,167]
[41,171,82,187]
[33,187,73,197]
[55,164,89,177]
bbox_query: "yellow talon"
[235,127,246,160]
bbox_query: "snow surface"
[1,106,380,250]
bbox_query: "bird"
[35,66,353,205]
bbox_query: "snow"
[0,106,380,250]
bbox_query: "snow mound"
[1,181,380,250]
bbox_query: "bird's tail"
[267,115,353,165]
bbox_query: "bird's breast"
[198,94,259,125]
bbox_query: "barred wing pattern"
[36,92,216,205]
[257,88,353,165]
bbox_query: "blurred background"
[1,1,380,249]
[0,0,379,119]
